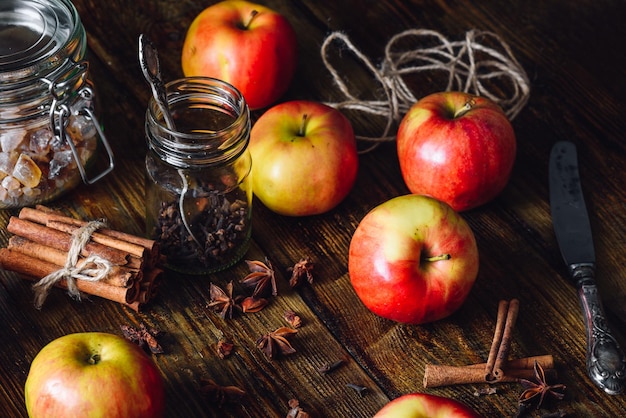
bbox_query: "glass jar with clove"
[145,77,252,274]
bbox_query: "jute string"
[321,29,530,152]
[32,220,113,309]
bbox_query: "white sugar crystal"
[49,150,73,178]
[54,150,73,164]
[0,151,18,176]
[22,187,41,197]
[2,175,21,190]
[67,114,97,141]
[29,128,53,154]
[0,129,26,152]
[8,186,23,198]
[50,133,64,152]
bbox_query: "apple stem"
[243,10,259,29]
[454,97,477,118]
[298,114,309,137]
[423,254,451,262]
[88,354,101,365]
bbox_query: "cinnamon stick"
[468,354,553,370]
[0,249,139,311]
[494,299,519,380]
[139,268,164,302]
[124,277,143,304]
[44,220,146,270]
[485,300,509,381]
[47,220,148,259]
[24,206,161,267]
[7,236,139,288]
[7,217,131,266]
[34,205,157,249]
[123,268,162,304]
[423,356,557,388]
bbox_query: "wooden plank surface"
[1,0,626,417]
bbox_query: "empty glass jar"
[145,77,252,275]
[0,0,114,209]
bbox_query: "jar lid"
[0,0,80,81]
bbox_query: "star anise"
[287,258,314,288]
[286,398,311,418]
[207,281,239,319]
[518,361,566,411]
[216,339,234,359]
[256,326,298,359]
[120,323,164,354]
[284,309,302,328]
[240,296,269,313]
[241,258,277,297]
[199,378,246,408]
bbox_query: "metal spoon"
[138,34,176,130]
[139,34,201,247]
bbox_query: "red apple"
[25,332,165,418]
[348,194,479,324]
[249,100,358,216]
[181,0,297,110]
[396,91,516,212]
[374,393,482,418]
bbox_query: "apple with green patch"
[349,194,479,324]
[374,393,482,417]
[25,332,165,418]
[249,100,358,216]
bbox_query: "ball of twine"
[320,29,530,152]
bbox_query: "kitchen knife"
[549,140,625,395]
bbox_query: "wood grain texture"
[1,0,625,417]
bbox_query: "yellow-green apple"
[181,0,297,110]
[396,91,516,212]
[249,100,358,216]
[348,194,479,324]
[374,393,482,418]
[25,332,165,418]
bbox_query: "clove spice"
[318,359,344,375]
[199,378,246,408]
[346,383,368,397]
[153,192,249,272]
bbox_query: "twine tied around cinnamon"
[32,220,113,309]
[320,29,531,152]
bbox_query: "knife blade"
[549,140,625,395]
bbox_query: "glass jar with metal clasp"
[0,0,114,209]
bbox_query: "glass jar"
[0,0,114,209]
[145,77,252,275]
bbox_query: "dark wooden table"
[2,1,626,417]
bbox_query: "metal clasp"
[43,59,114,184]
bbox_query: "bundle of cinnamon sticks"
[0,206,164,312]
